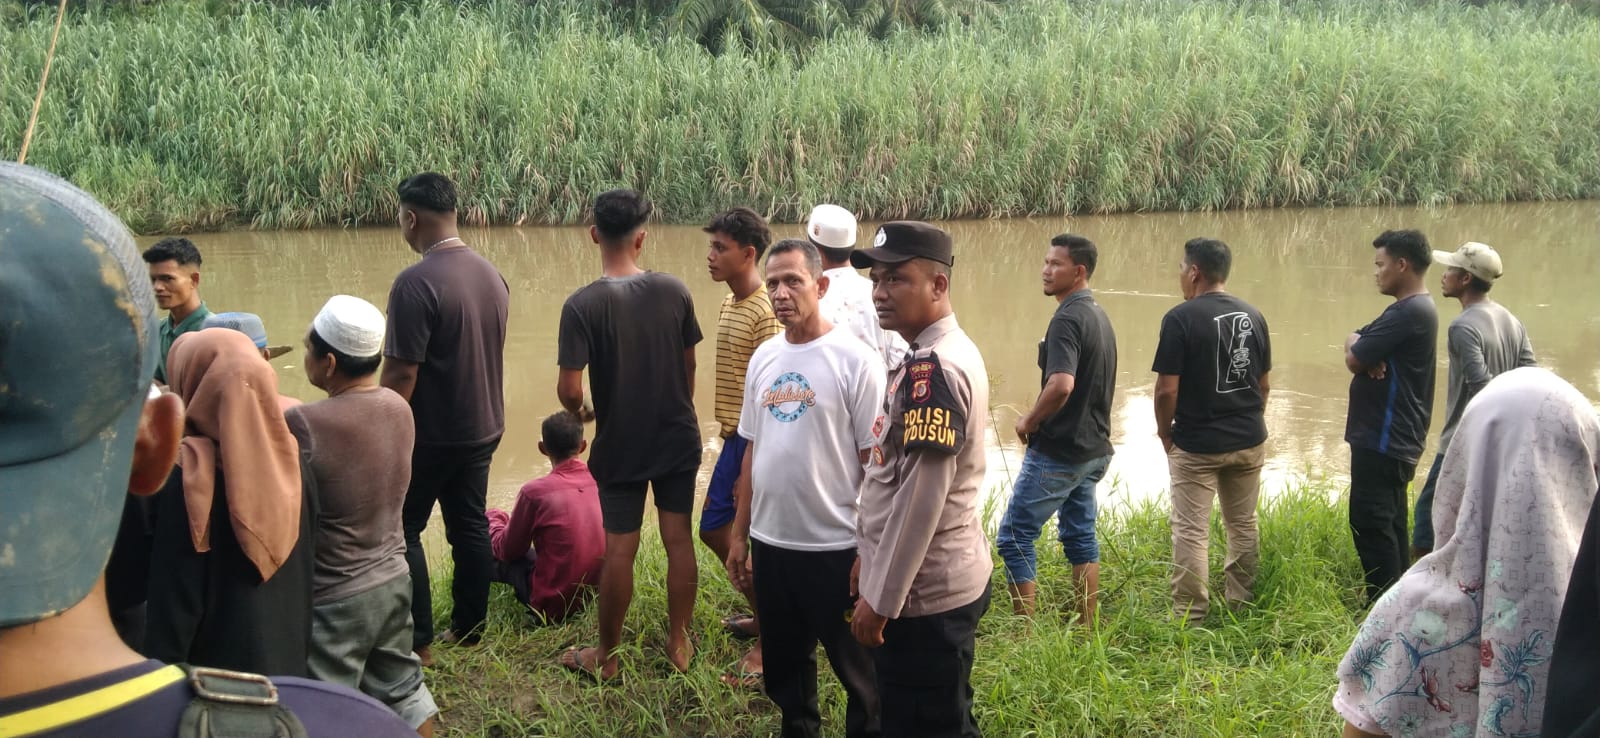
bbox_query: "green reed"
[2,0,1596,233]
[416,477,1363,736]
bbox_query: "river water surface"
[166,201,1600,521]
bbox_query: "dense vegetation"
[421,481,1364,737]
[3,0,1596,233]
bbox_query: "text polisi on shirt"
[899,354,965,455]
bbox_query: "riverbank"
[3,0,1597,233]
[418,480,1362,737]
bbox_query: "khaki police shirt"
[857,314,993,619]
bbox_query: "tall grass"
[2,0,1596,232]
[419,479,1364,737]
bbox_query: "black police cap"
[850,221,954,269]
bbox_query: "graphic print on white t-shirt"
[1214,311,1256,394]
[760,372,817,422]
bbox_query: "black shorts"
[598,468,699,534]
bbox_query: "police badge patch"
[909,361,935,404]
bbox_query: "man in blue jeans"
[999,234,1118,627]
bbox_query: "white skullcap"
[312,295,386,358]
[806,204,857,250]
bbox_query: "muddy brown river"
[158,201,1600,525]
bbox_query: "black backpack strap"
[177,665,308,738]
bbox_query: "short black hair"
[1183,238,1232,283]
[1373,230,1431,273]
[541,411,584,459]
[397,172,457,213]
[142,237,202,267]
[704,207,772,259]
[1050,233,1097,278]
[766,238,822,278]
[593,189,653,241]
[307,328,383,379]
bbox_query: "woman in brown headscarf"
[143,328,317,676]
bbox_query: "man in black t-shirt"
[998,234,1118,627]
[0,162,414,737]
[1343,229,1438,605]
[382,172,511,657]
[556,189,704,679]
[1152,238,1272,625]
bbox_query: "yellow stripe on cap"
[0,665,185,738]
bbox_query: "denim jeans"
[995,449,1111,584]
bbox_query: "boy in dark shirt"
[1342,229,1438,605]
[556,189,703,678]
[489,412,606,624]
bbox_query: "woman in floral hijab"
[1336,367,1599,737]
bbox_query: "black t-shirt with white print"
[1151,292,1273,455]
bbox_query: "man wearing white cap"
[809,204,909,370]
[286,295,440,735]
[1411,242,1536,558]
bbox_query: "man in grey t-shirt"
[1412,241,1536,558]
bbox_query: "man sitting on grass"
[489,412,606,624]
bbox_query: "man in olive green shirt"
[143,237,211,384]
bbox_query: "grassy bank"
[2,0,1597,232]
[420,480,1363,737]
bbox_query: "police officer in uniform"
[849,221,993,738]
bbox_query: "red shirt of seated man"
[488,412,605,623]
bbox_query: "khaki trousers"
[1167,442,1267,624]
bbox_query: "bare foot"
[559,646,619,681]
[666,635,695,673]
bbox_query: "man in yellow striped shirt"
[701,206,782,686]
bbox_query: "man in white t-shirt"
[725,238,886,738]
[809,204,909,370]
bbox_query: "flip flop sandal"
[719,668,765,691]
[720,613,759,640]
[559,646,615,683]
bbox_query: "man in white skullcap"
[809,204,908,370]
[285,295,440,735]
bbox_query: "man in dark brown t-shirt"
[381,172,510,658]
